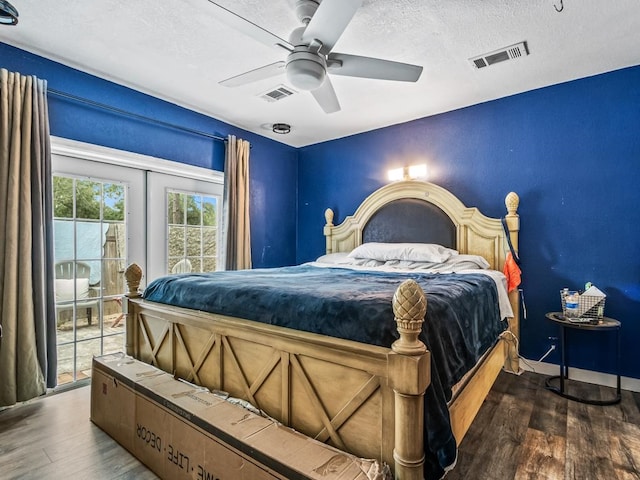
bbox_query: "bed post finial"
[504,191,520,253]
[125,263,143,298]
[324,208,334,226]
[505,191,519,216]
[392,279,427,355]
[324,208,335,254]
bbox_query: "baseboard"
[519,358,640,393]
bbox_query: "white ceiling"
[1,0,639,147]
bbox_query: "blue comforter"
[144,265,505,479]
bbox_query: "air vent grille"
[508,46,523,58]
[470,41,529,69]
[259,85,296,102]
[473,58,488,69]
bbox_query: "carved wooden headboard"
[323,180,519,272]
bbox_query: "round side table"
[544,312,621,405]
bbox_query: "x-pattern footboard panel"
[130,305,394,463]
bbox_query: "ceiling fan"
[210,0,423,114]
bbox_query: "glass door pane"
[52,154,144,387]
[147,172,224,282]
[167,191,219,274]
[53,175,127,384]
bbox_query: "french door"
[51,138,224,386]
[52,155,144,385]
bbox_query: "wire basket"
[560,291,605,320]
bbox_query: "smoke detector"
[272,123,291,134]
[470,41,529,69]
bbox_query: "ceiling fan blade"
[219,61,286,87]
[206,1,293,53]
[327,53,423,82]
[310,77,341,114]
[301,0,362,55]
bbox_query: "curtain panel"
[0,68,56,407]
[223,135,251,270]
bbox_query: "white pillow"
[348,242,457,263]
[314,252,352,265]
[55,278,90,302]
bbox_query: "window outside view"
[167,191,219,275]
[53,175,127,385]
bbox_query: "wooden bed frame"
[124,180,520,480]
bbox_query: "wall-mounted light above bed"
[388,164,428,182]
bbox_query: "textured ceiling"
[1,0,639,147]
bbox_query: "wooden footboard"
[124,265,429,480]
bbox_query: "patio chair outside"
[171,258,193,274]
[55,261,100,327]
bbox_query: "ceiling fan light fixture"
[211,0,424,115]
[0,0,19,25]
[272,123,291,134]
[286,51,326,91]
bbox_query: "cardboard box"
[91,353,380,480]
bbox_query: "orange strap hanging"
[503,252,522,293]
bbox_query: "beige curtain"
[0,69,56,407]
[223,135,251,270]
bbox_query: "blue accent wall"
[297,66,640,380]
[1,42,298,268]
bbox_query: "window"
[146,171,224,282]
[167,191,220,273]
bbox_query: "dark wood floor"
[0,371,638,479]
[448,371,640,480]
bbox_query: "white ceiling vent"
[259,85,297,103]
[470,41,529,69]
